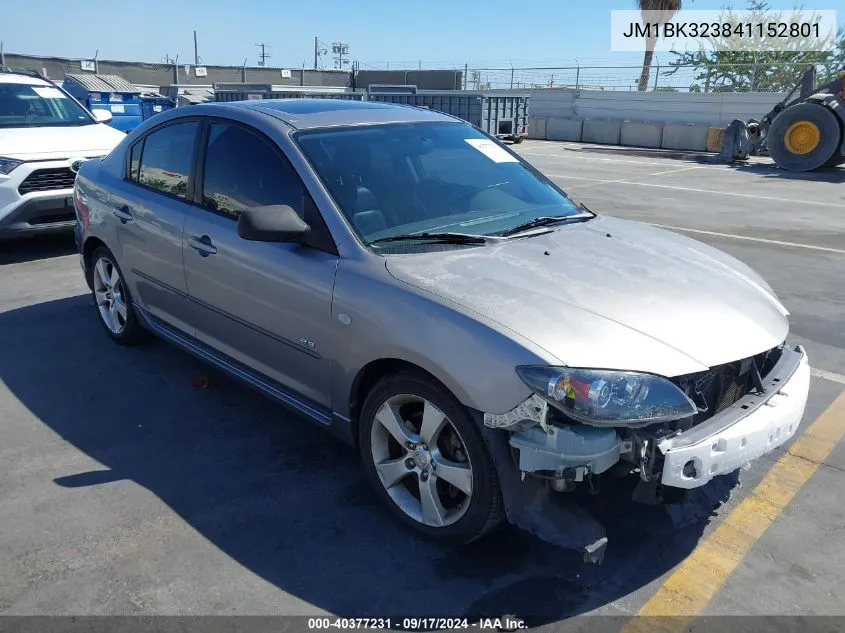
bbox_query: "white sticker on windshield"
[31,86,67,99]
[465,138,518,163]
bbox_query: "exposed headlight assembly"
[515,366,697,427]
[0,157,23,175]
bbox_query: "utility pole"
[193,30,200,66]
[331,42,350,70]
[0,41,5,66]
[256,42,271,67]
[314,36,318,69]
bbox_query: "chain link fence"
[4,52,840,94]
[451,62,839,93]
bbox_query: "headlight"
[0,157,23,175]
[515,366,697,427]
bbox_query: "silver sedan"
[73,99,810,560]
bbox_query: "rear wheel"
[358,371,503,545]
[768,102,841,172]
[89,247,147,345]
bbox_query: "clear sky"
[2,0,840,68]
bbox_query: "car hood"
[385,215,789,377]
[0,124,125,160]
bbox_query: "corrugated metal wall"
[355,70,462,90]
[528,88,787,126]
[4,54,463,92]
[4,54,350,88]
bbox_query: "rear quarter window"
[128,141,143,181]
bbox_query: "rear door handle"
[113,205,134,223]
[187,234,217,256]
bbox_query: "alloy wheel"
[93,256,128,335]
[370,394,474,527]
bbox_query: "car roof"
[0,73,51,86]
[225,98,461,130]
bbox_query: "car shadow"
[0,294,737,626]
[0,233,77,265]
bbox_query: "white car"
[0,68,126,238]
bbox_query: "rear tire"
[358,370,503,545]
[768,102,841,172]
[89,246,147,346]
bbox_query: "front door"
[182,120,338,409]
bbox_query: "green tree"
[636,0,684,91]
[665,0,844,92]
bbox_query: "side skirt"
[135,306,355,445]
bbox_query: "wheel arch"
[82,236,108,289]
[348,358,469,448]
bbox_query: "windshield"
[295,122,581,247]
[0,83,94,128]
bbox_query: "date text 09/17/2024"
[307,617,527,630]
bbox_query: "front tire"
[89,246,147,345]
[359,370,503,545]
[768,102,841,172]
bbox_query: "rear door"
[114,119,200,333]
[182,118,339,409]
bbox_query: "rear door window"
[137,121,198,199]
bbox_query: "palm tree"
[636,0,682,91]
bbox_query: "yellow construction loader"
[718,64,845,171]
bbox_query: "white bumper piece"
[659,345,810,490]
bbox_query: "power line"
[255,42,271,67]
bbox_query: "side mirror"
[92,109,113,123]
[237,205,310,243]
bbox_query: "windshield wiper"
[370,232,494,246]
[501,209,595,237]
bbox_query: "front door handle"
[187,234,217,257]
[113,205,134,223]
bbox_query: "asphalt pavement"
[0,142,843,628]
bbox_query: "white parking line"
[811,368,845,386]
[543,173,845,209]
[647,223,845,255]
[520,151,675,166]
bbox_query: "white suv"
[0,68,126,239]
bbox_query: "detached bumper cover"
[659,345,810,489]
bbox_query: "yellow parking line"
[619,390,845,633]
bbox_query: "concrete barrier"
[662,122,710,151]
[620,120,664,148]
[547,118,583,142]
[528,117,547,140]
[582,118,622,145]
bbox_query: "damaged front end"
[480,342,808,564]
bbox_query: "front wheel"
[768,102,841,172]
[359,371,503,545]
